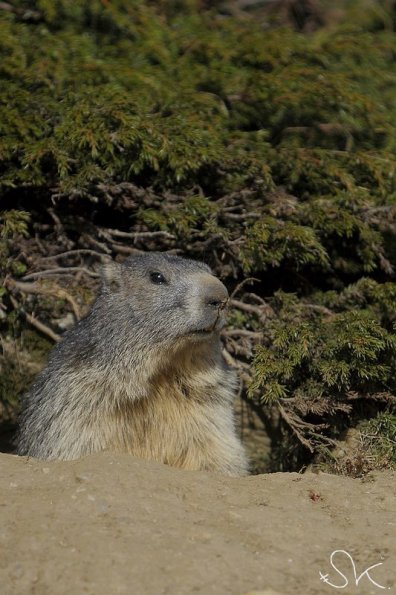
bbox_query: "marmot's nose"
[200,275,229,309]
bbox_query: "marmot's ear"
[101,261,123,292]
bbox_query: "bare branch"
[9,296,60,343]
[230,299,264,316]
[223,329,263,339]
[110,244,144,255]
[40,249,111,263]
[7,279,81,320]
[23,267,100,280]
[83,234,112,254]
[300,303,334,316]
[278,404,314,452]
[230,278,259,299]
[100,228,175,240]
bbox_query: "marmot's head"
[101,253,228,345]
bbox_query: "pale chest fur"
[97,370,247,474]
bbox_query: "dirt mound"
[0,452,394,595]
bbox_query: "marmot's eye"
[150,271,167,285]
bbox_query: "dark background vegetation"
[1,0,395,474]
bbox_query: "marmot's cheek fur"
[17,252,249,476]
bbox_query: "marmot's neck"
[101,334,224,406]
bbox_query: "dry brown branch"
[230,278,259,299]
[278,403,314,452]
[300,303,334,316]
[110,243,144,255]
[7,279,81,319]
[226,238,245,246]
[346,391,396,403]
[100,228,175,240]
[224,329,263,339]
[83,234,112,254]
[9,296,60,343]
[23,267,100,280]
[47,208,63,230]
[40,249,111,262]
[221,348,251,372]
[246,293,268,305]
[230,299,264,316]
[222,348,239,369]
[224,335,254,359]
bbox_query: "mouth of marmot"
[191,317,225,336]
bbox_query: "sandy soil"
[0,452,394,595]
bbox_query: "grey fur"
[17,253,248,476]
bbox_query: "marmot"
[17,252,248,476]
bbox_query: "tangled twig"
[7,279,81,320]
[23,267,100,280]
[9,295,60,343]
